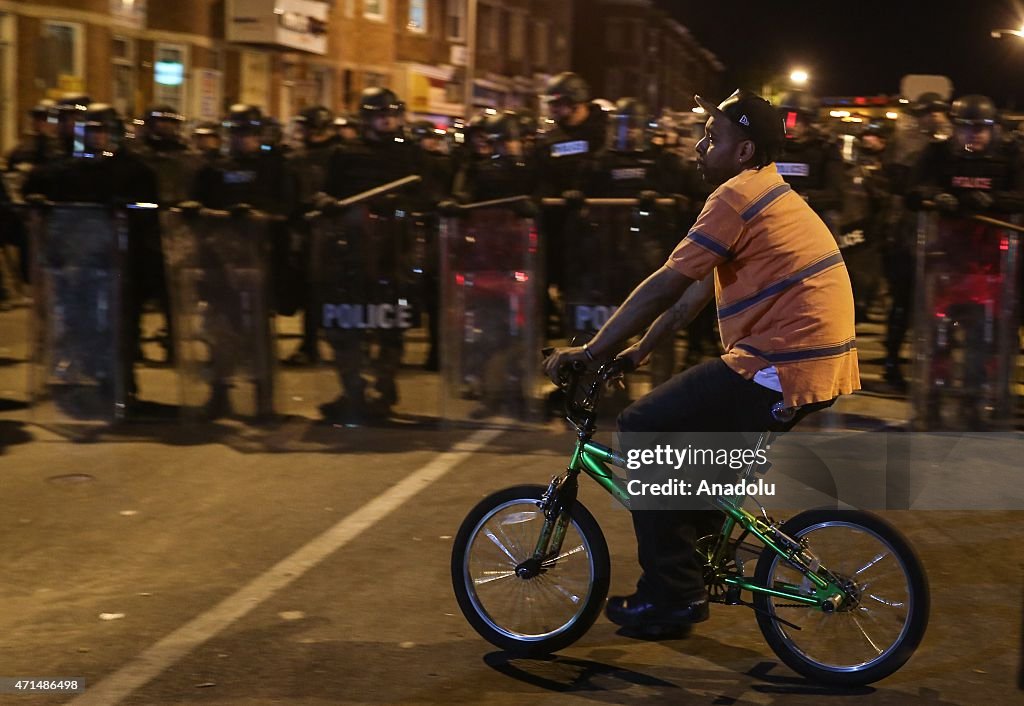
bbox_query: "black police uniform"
[321,131,424,418]
[776,133,845,224]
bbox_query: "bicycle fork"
[514,471,580,580]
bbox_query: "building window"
[408,0,428,33]
[509,11,526,60]
[111,36,135,117]
[364,71,389,89]
[344,0,356,18]
[446,0,466,42]
[478,4,499,53]
[153,43,187,112]
[364,0,386,21]
[533,19,549,66]
[37,21,84,92]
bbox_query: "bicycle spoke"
[484,528,519,565]
[542,543,586,565]
[866,592,905,608]
[851,613,884,656]
[474,570,518,586]
[854,551,889,576]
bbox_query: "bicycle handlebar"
[541,346,636,424]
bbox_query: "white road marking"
[68,428,503,706]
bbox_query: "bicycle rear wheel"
[451,485,610,656]
[753,509,929,686]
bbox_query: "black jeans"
[617,358,783,605]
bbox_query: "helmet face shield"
[610,112,649,152]
[73,122,112,159]
[954,123,994,154]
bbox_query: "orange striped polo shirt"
[666,163,860,407]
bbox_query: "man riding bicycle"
[543,89,861,636]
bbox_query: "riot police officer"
[452,111,535,203]
[23,104,158,407]
[776,91,845,228]
[53,93,91,156]
[134,106,196,363]
[535,72,608,197]
[191,122,223,163]
[283,105,338,365]
[590,98,684,197]
[333,114,360,144]
[535,72,608,336]
[319,87,424,423]
[191,104,293,214]
[904,94,1024,414]
[190,104,294,417]
[7,100,60,173]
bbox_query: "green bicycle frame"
[534,433,848,610]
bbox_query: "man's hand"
[616,341,649,370]
[542,346,589,385]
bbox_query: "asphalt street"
[1,306,1021,705]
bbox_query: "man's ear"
[737,138,757,166]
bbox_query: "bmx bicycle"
[451,354,929,686]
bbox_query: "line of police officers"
[2,73,1021,422]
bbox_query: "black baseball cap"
[695,89,785,164]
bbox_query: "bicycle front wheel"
[753,509,929,686]
[451,485,610,656]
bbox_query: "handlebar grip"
[602,356,636,378]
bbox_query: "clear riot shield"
[27,203,128,424]
[911,211,1020,430]
[162,207,277,420]
[309,202,428,424]
[554,200,678,399]
[439,204,540,422]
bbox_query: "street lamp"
[990,25,1024,39]
[790,69,810,85]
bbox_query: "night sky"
[657,0,1024,107]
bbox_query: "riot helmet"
[223,104,264,155]
[333,114,360,142]
[192,121,223,157]
[295,104,335,147]
[73,103,122,159]
[544,72,590,106]
[608,97,650,152]
[950,94,998,155]
[407,120,447,153]
[483,112,524,157]
[777,91,819,140]
[56,93,91,147]
[143,104,185,145]
[29,99,58,137]
[858,122,892,155]
[359,87,406,140]
[514,109,539,145]
[909,92,951,140]
[465,113,492,158]
[544,72,591,128]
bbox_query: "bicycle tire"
[753,508,929,686]
[451,484,610,656]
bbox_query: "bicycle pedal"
[724,586,742,605]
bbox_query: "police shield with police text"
[315,87,426,425]
[907,94,1023,430]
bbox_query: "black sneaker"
[606,593,709,629]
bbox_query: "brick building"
[0,1,574,153]
[572,0,723,113]
[392,0,573,125]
